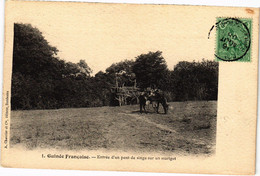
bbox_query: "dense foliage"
[133,51,168,89]
[11,23,218,110]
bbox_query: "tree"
[12,23,63,109]
[171,60,218,101]
[106,60,135,87]
[77,60,92,77]
[13,23,59,78]
[62,60,92,79]
[132,51,168,89]
[12,23,97,110]
[106,59,134,75]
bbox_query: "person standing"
[138,92,147,114]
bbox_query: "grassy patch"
[10,101,216,155]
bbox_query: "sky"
[7,2,219,74]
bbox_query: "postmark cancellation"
[215,18,252,62]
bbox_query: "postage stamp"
[215,18,252,62]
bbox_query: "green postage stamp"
[215,18,252,62]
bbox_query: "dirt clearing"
[10,101,217,156]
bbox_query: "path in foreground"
[10,101,217,155]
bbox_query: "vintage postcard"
[1,0,259,174]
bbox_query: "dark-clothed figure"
[154,90,168,114]
[138,93,147,114]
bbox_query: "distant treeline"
[11,23,218,110]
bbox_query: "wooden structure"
[110,73,140,106]
[111,86,139,106]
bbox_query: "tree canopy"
[11,23,218,110]
[133,51,168,89]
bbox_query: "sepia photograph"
[9,7,218,155]
[1,1,259,174]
